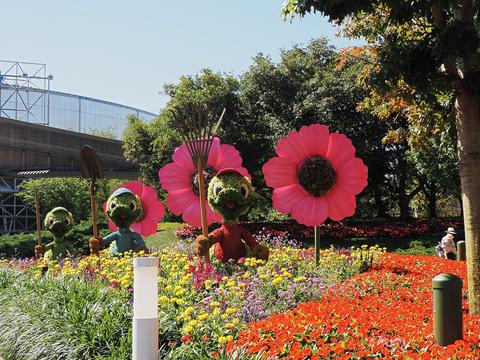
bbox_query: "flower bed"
[176,219,464,243]
[0,244,382,359]
[230,253,480,359]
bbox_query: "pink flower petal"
[159,163,193,191]
[172,144,195,172]
[236,166,252,180]
[144,199,165,222]
[291,196,329,227]
[325,133,356,170]
[182,201,202,227]
[213,144,243,171]
[325,186,356,221]
[130,222,141,234]
[166,189,197,216]
[135,217,158,237]
[140,185,157,203]
[205,203,221,224]
[207,137,221,168]
[272,184,308,214]
[263,157,298,188]
[107,219,117,232]
[213,212,223,223]
[123,180,143,196]
[275,131,311,165]
[336,157,368,195]
[299,124,329,158]
[182,199,220,227]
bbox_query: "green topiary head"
[106,188,143,229]
[44,207,74,238]
[207,169,254,223]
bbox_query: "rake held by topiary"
[171,103,226,264]
[80,145,104,256]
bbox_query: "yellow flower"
[225,307,236,315]
[197,313,209,321]
[218,336,227,345]
[187,320,200,328]
[209,301,221,307]
[184,306,194,315]
[212,308,221,316]
[183,325,193,333]
[272,277,283,286]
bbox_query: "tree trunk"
[456,88,480,314]
[426,181,437,218]
[372,181,388,218]
[397,148,410,220]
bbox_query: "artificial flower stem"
[34,191,42,247]
[314,225,320,265]
[197,158,211,264]
[90,181,99,239]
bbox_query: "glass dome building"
[0,85,157,139]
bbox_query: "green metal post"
[457,241,466,261]
[314,225,320,265]
[432,273,463,346]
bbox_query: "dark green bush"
[0,220,110,258]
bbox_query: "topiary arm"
[240,227,258,248]
[66,243,76,254]
[132,233,148,252]
[102,232,118,247]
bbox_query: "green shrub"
[17,178,124,223]
[0,220,110,258]
[396,240,436,256]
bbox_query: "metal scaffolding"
[0,178,36,233]
[0,60,53,125]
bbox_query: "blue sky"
[2,1,361,114]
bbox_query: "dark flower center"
[297,156,336,197]
[192,167,216,196]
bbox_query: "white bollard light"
[133,257,159,360]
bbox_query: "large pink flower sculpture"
[262,124,368,226]
[158,137,251,227]
[103,180,165,236]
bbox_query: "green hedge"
[0,220,110,258]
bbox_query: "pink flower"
[158,137,250,227]
[262,124,368,226]
[103,180,165,236]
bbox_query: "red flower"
[231,254,480,359]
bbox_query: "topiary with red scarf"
[195,168,269,263]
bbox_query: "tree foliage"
[282,0,480,313]
[17,178,122,222]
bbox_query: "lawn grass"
[145,222,183,250]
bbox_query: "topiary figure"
[41,207,75,260]
[90,188,148,255]
[195,168,269,263]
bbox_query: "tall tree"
[282,0,480,313]
[240,38,392,217]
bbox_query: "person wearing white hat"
[440,227,456,259]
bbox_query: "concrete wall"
[0,117,137,178]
